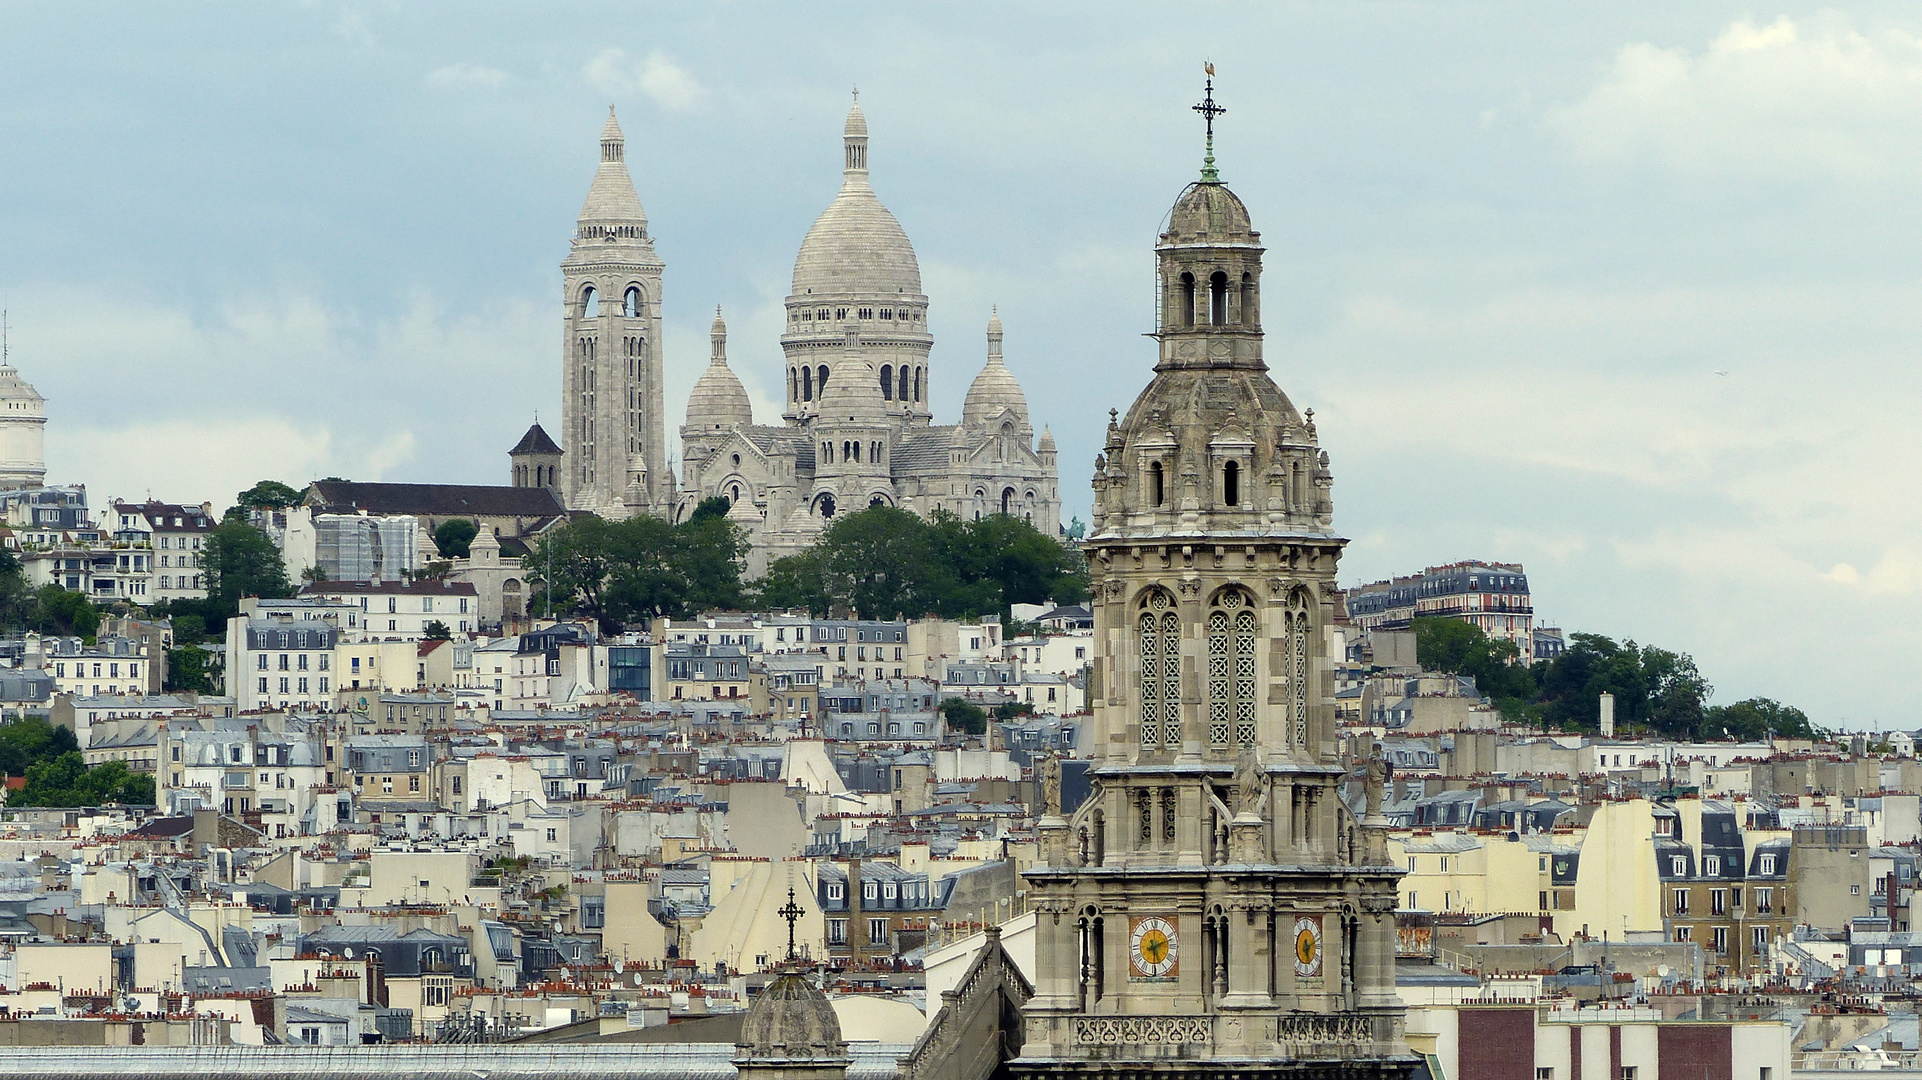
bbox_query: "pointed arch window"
[1288,592,1313,749]
[1223,460,1240,507]
[913,368,922,403]
[623,287,641,318]
[1179,273,1196,327]
[802,367,814,402]
[880,365,894,400]
[1138,590,1180,751]
[1210,271,1229,325]
[1207,588,1259,748]
[1149,461,1165,507]
[818,365,830,392]
[899,366,910,401]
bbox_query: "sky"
[1,3,1918,727]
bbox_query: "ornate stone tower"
[1013,80,1411,1080]
[561,106,669,518]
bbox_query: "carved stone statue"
[1038,755,1062,817]
[1364,743,1392,818]
[1234,746,1263,815]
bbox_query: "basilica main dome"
[789,101,922,299]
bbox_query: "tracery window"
[1137,589,1180,750]
[1287,591,1312,748]
[1206,588,1259,747]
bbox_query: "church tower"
[1012,79,1411,1080]
[561,106,669,518]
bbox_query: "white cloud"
[425,63,508,90]
[11,284,551,513]
[582,48,702,111]
[1548,14,1922,180]
[53,420,414,517]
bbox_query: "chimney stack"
[1599,692,1615,738]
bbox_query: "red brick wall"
[1460,1008,1537,1080]
[1658,1024,1733,1080]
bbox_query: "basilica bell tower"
[561,106,670,518]
[1011,78,1413,1080]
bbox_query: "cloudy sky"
[2,3,1918,726]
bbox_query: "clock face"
[1129,915,1179,979]
[1294,915,1324,978]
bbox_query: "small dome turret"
[735,971,847,1063]
[961,307,1030,431]
[686,306,753,431]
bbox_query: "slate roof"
[510,423,563,457]
[307,481,565,519]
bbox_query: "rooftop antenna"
[1,309,9,366]
[1193,63,1225,182]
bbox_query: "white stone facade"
[560,108,670,519]
[674,101,1060,572]
[0,360,46,491]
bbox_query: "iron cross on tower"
[1193,65,1225,182]
[778,885,804,962]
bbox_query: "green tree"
[676,511,751,613]
[815,506,943,619]
[434,518,478,559]
[688,495,733,523]
[0,547,34,632]
[165,644,219,695]
[423,619,453,640]
[1706,697,1821,741]
[9,752,155,807]
[0,716,78,778]
[203,513,295,616]
[756,549,830,616]
[234,480,304,510]
[940,697,988,736]
[170,614,208,644]
[1411,617,1534,703]
[31,587,99,640]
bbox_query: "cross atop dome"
[1193,64,1226,182]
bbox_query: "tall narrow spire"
[1193,65,1226,183]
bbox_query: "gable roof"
[306,481,565,520]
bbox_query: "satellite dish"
[1658,965,1671,978]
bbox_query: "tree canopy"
[202,513,295,617]
[1411,617,1818,740]
[234,479,304,510]
[758,507,1087,621]
[9,752,154,807]
[165,644,220,695]
[434,518,478,559]
[529,510,751,630]
[0,716,77,778]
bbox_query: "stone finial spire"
[843,93,869,176]
[987,305,1004,360]
[711,305,728,364]
[601,105,624,163]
